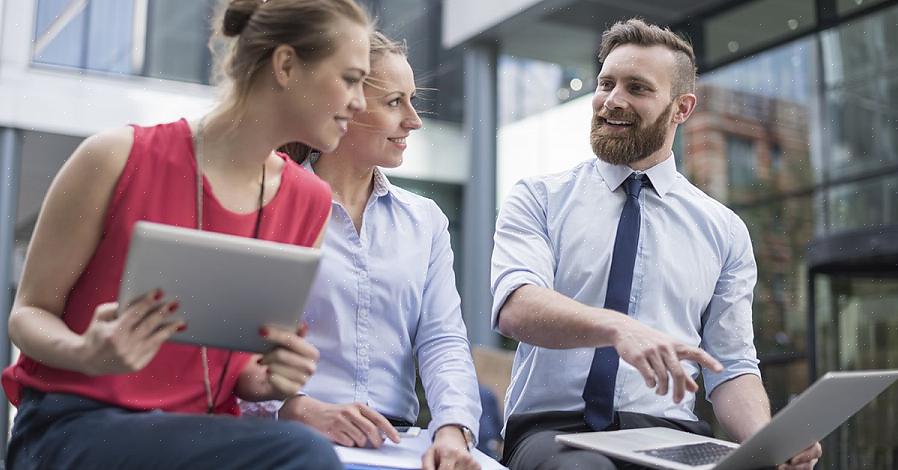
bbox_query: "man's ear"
[271,44,298,89]
[672,93,697,124]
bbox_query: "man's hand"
[278,395,400,448]
[612,315,723,402]
[422,426,479,470]
[778,442,821,470]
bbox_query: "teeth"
[389,137,406,143]
[607,119,632,125]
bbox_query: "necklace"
[193,116,266,413]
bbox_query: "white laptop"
[118,221,321,353]
[556,370,898,470]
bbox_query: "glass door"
[813,273,898,469]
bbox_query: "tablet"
[117,221,321,353]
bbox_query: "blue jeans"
[7,389,342,470]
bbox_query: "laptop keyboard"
[636,441,734,466]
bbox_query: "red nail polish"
[176,324,187,332]
[259,327,269,337]
[256,357,263,365]
[167,300,180,312]
[153,289,164,301]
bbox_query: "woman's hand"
[77,289,184,376]
[279,395,401,448]
[256,323,320,398]
[422,426,480,470]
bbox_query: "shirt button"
[360,348,368,356]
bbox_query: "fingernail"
[176,324,187,332]
[153,289,164,301]
[256,357,263,365]
[259,327,269,337]
[167,300,180,312]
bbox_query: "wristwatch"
[459,426,475,451]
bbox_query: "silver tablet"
[118,221,321,353]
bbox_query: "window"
[33,0,217,83]
[33,0,137,75]
[821,5,898,179]
[726,136,757,192]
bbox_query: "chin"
[380,158,403,169]
[314,136,341,154]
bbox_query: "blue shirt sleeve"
[701,211,762,398]
[490,179,557,331]
[414,201,482,439]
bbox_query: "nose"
[349,87,367,115]
[600,85,626,111]
[403,107,423,131]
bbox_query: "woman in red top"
[3,1,370,468]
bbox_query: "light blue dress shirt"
[300,164,481,436]
[491,155,761,429]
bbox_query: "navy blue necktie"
[583,173,646,431]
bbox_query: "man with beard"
[490,18,822,470]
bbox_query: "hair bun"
[222,0,263,37]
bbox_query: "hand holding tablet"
[118,221,322,353]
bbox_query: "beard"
[590,101,673,166]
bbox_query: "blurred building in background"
[1,0,896,467]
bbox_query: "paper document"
[334,429,506,469]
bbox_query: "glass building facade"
[683,4,898,468]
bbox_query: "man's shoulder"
[515,159,598,195]
[674,176,746,230]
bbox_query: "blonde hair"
[369,30,406,61]
[211,0,371,112]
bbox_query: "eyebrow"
[598,74,658,88]
[373,90,416,99]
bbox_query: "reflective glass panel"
[820,4,898,179]
[814,274,898,469]
[143,0,216,84]
[33,0,134,74]
[682,38,819,206]
[837,0,891,16]
[828,174,898,232]
[704,0,816,66]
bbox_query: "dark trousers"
[7,389,342,470]
[502,410,713,470]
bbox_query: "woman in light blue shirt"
[274,31,481,470]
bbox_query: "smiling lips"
[597,114,638,133]
[388,136,408,148]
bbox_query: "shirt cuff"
[428,413,481,446]
[492,272,550,331]
[703,364,762,400]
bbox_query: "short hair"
[598,18,696,97]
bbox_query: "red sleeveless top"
[2,119,331,414]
